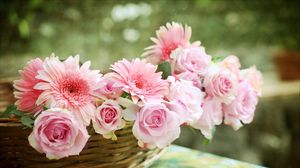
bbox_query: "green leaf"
[202,138,211,145]
[1,105,16,118]
[43,106,48,111]
[1,105,24,118]
[11,110,25,117]
[21,116,34,128]
[1,105,35,128]
[202,127,216,145]
[111,132,118,141]
[119,105,126,110]
[156,61,171,79]
[212,56,225,63]
[121,92,132,100]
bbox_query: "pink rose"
[132,103,181,148]
[175,71,202,89]
[223,80,258,130]
[203,65,238,104]
[166,77,204,125]
[171,46,211,76]
[95,73,123,99]
[192,97,223,139]
[241,66,263,96]
[28,108,89,160]
[92,100,125,137]
[219,55,241,79]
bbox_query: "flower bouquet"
[0,22,262,167]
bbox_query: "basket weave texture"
[0,78,162,168]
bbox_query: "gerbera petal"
[143,22,195,63]
[36,91,52,106]
[42,56,64,81]
[13,58,44,113]
[34,82,51,90]
[64,55,80,70]
[77,103,96,125]
[111,59,168,104]
[34,55,102,125]
[80,61,91,73]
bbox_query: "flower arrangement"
[2,22,262,160]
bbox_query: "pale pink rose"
[142,22,200,64]
[35,54,102,125]
[13,58,44,113]
[116,97,140,121]
[132,103,181,148]
[203,65,238,104]
[192,97,223,139]
[95,73,123,99]
[241,66,263,96]
[223,80,258,130]
[92,100,125,136]
[219,55,241,79]
[164,100,187,124]
[171,46,211,76]
[28,108,89,160]
[166,77,204,125]
[110,59,168,104]
[175,72,202,89]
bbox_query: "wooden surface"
[150,145,265,168]
[261,72,299,99]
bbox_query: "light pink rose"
[241,66,263,96]
[171,46,211,76]
[92,100,125,136]
[28,108,89,160]
[219,55,241,79]
[95,73,123,99]
[203,65,238,104]
[132,103,181,148]
[175,71,202,89]
[223,80,258,130]
[166,77,204,125]
[192,97,223,139]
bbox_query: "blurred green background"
[0,0,299,77]
[0,0,299,167]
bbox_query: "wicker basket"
[0,78,163,168]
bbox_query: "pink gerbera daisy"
[142,22,199,64]
[14,58,44,113]
[34,54,102,125]
[110,59,168,103]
